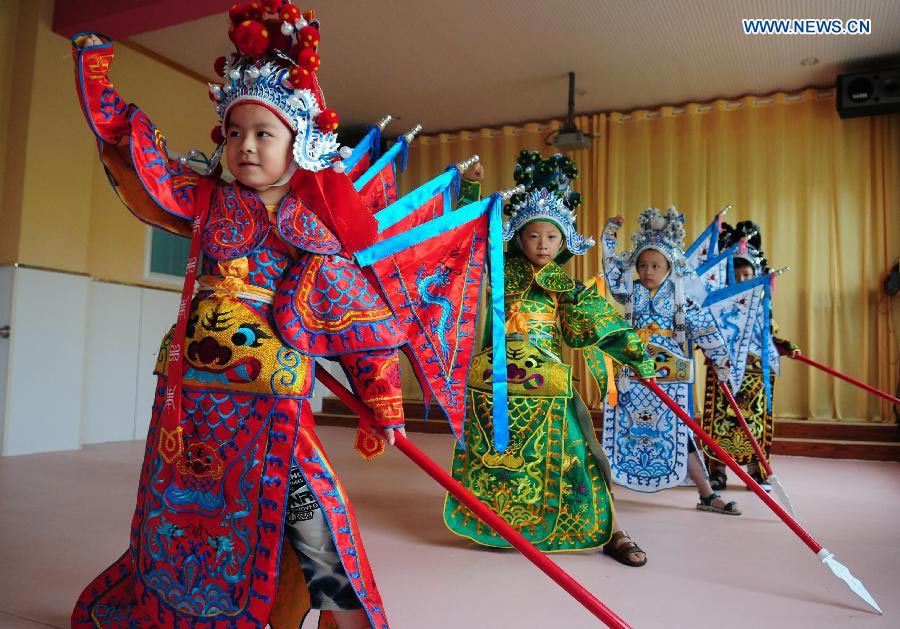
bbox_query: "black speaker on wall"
[836,68,900,118]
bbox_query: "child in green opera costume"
[443,152,656,566]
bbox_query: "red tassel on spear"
[315,367,633,629]
[717,381,796,516]
[641,378,882,614]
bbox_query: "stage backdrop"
[399,89,899,423]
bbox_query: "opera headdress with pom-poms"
[621,207,692,277]
[501,151,595,257]
[207,2,350,173]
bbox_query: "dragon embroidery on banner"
[415,264,455,363]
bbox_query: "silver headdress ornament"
[621,207,690,275]
[211,61,341,172]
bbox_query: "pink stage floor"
[1,425,897,628]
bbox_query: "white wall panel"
[81,282,142,444]
[0,267,14,455]
[2,268,89,455]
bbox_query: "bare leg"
[330,609,371,629]
[688,452,738,512]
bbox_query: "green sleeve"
[560,281,655,384]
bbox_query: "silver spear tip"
[376,115,393,131]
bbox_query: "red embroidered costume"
[71,4,405,627]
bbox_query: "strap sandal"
[603,530,648,567]
[697,492,741,516]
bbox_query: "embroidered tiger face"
[468,339,571,397]
[155,296,312,396]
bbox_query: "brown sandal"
[603,530,647,567]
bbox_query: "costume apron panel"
[444,343,613,552]
[602,381,692,492]
[700,358,774,466]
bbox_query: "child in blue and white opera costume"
[600,208,742,515]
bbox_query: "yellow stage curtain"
[400,89,899,423]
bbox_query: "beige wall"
[0,0,214,287]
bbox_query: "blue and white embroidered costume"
[600,208,736,491]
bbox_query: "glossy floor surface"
[1,426,897,628]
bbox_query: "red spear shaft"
[641,378,882,613]
[315,368,633,629]
[782,350,900,406]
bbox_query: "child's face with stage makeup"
[636,249,670,291]
[519,221,564,268]
[225,103,293,194]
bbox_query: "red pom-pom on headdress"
[229,3,263,24]
[298,48,320,71]
[234,20,269,57]
[280,4,301,22]
[316,108,339,133]
[297,25,319,49]
[211,126,225,145]
[213,56,227,76]
[261,0,284,13]
[288,66,315,90]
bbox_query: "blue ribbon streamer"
[374,167,459,232]
[487,197,509,453]
[353,136,409,192]
[344,125,382,172]
[762,280,773,415]
[703,272,770,307]
[356,194,495,266]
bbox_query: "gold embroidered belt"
[635,324,674,346]
[505,307,557,338]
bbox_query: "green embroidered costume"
[443,256,655,551]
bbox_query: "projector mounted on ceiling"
[547,71,595,152]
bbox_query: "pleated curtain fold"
[399,89,899,423]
